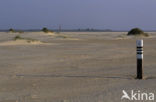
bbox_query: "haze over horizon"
[0,0,156,30]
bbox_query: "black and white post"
[136,40,143,79]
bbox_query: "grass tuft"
[14,35,38,43]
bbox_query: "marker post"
[136,40,143,79]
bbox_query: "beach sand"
[0,32,156,102]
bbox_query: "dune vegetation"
[41,27,54,33]
[127,28,149,37]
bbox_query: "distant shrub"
[9,28,24,33]
[42,27,48,33]
[14,35,22,40]
[9,28,15,33]
[41,27,53,33]
[127,28,149,37]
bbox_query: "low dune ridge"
[0,39,47,46]
[39,31,81,40]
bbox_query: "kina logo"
[121,90,154,101]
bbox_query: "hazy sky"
[0,0,156,30]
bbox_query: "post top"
[136,40,143,47]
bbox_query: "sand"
[0,32,156,102]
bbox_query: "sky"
[0,0,156,30]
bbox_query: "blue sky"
[0,0,156,30]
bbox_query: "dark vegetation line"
[0,28,156,32]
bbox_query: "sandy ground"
[0,32,156,102]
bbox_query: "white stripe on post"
[136,40,143,79]
[136,40,143,59]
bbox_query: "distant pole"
[136,40,143,79]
